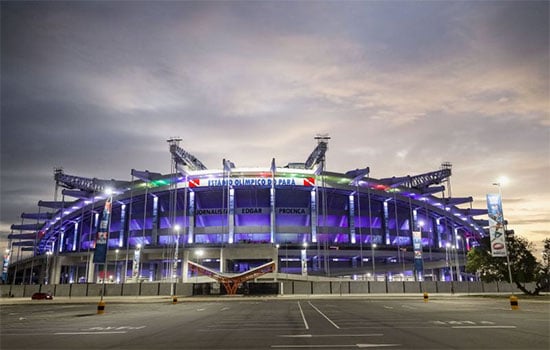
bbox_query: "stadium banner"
[2,251,10,283]
[93,198,112,264]
[486,194,507,257]
[188,177,315,188]
[412,230,424,273]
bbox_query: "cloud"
[1,1,548,252]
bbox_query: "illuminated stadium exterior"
[5,137,489,285]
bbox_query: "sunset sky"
[1,1,548,255]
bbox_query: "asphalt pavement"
[1,295,548,349]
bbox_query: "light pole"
[100,188,113,304]
[493,180,514,290]
[418,221,425,281]
[173,225,181,283]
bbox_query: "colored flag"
[93,197,112,264]
[486,194,507,257]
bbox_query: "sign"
[486,194,507,257]
[188,177,315,188]
[195,207,309,215]
[93,198,112,264]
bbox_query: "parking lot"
[1,295,549,349]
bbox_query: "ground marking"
[308,301,340,329]
[271,344,400,348]
[87,326,145,330]
[279,334,384,338]
[297,302,309,330]
[55,331,127,335]
[452,326,517,329]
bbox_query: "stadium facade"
[4,137,489,285]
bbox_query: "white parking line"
[55,331,127,335]
[451,326,517,329]
[308,301,340,329]
[279,334,384,338]
[297,302,310,330]
[271,344,400,348]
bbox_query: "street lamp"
[173,225,181,282]
[371,243,377,281]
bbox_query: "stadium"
[4,136,489,290]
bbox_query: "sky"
[1,1,549,256]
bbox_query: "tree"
[466,235,549,295]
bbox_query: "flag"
[270,158,276,174]
[93,197,112,264]
[487,194,507,257]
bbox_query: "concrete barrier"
[122,283,140,296]
[453,282,469,293]
[158,283,173,296]
[349,281,369,294]
[468,281,483,293]
[387,282,404,293]
[403,282,421,293]
[293,281,312,294]
[369,281,387,293]
[312,282,331,295]
[331,281,349,294]
[282,281,293,295]
[422,281,437,293]
[483,282,498,292]
[9,285,25,297]
[497,281,522,293]
[140,283,159,296]
[176,283,193,297]
[105,284,123,296]
[24,285,40,297]
[0,284,12,297]
[70,284,88,296]
[54,284,71,296]
[436,281,452,293]
[87,284,104,297]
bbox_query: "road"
[1,296,548,349]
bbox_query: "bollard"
[172,295,178,304]
[509,295,519,310]
[423,292,429,303]
[97,300,106,314]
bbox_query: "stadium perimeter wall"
[1,280,535,298]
